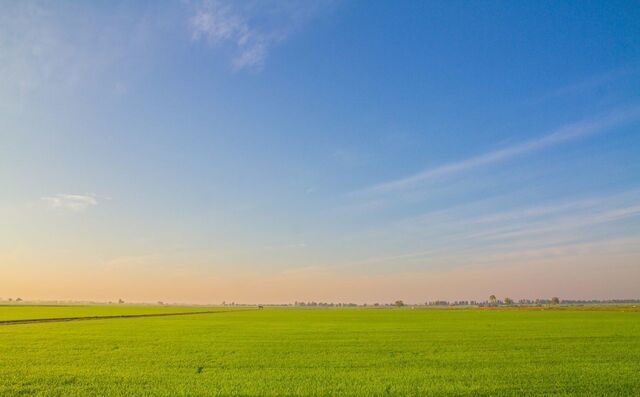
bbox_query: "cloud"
[364,106,640,194]
[336,188,640,272]
[468,204,640,244]
[0,1,147,110]
[42,194,98,212]
[541,67,636,101]
[189,0,333,70]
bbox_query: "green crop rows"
[1,306,639,396]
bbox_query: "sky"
[1,0,640,304]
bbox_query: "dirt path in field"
[0,308,257,326]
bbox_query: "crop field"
[0,305,237,322]
[1,306,639,396]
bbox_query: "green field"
[0,305,235,322]
[1,306,639,396]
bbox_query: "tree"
[118,298,124,304]
[550,297,560,305]
[489,295,497,305]
[394,300,404,307]
[504,297,513,305]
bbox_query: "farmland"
[1,305,639,396]
[0,305,236,322]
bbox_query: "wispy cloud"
[364,106,640,194]
[0,1,149,110]
[468,204,640,244]
[468,189,640,225]
[42,194,99,212]
[543,67,636,100]
[189,0,334,71]
[336,188,640,271]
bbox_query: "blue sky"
[1,0,639,303]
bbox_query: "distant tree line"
[3,297,640,307]
[0,297,22,302]
[283,297,640,307]
[293,301,360,307]
[561,299,640,304]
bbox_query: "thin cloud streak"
[544,67,637,100]
[41,194,98,212]
[366,106,640,194]
[338,189,640,269]
[469,205,640,244]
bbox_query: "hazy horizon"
[2,0,639,303]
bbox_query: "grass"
[1,306,639,396]
[0,304,232,321]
